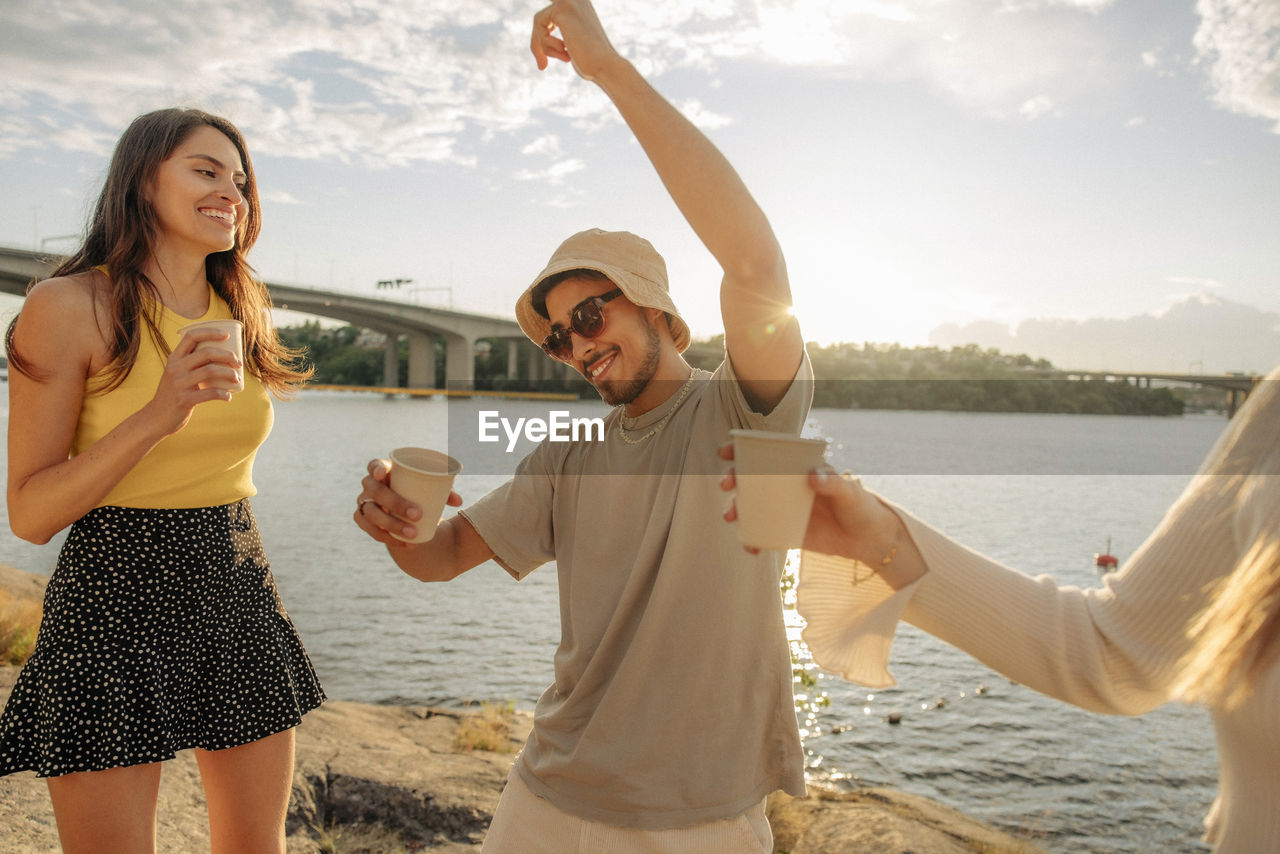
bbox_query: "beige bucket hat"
[516,228,692,354]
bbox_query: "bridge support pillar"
[383,337,399,388]
[407,332,437,389]
[507,340,520,382]
[444,333,474,390]
[547,358,563,383]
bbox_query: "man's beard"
[594,316,662,407]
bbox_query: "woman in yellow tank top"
[1,108,325,853]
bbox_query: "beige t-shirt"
[460,353,813,829]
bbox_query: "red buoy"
[1095,537,1118,572]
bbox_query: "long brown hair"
[4,107,311,394]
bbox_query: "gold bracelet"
[852,541,898,587]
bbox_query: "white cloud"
[999,0,1115,10]
[0,0,541,165]
[1019,94,1059,120]
[0,111,115,157]
[521,135,563,158]
[929,293,1280,373]
[1193,0,1280,131]
[866,1,1112,111]
[1166,275,1224,290]
[1139,47,1177,78]
[261,189,304,205]
[1125,115,1146,127]
[514,158,587,184]
[0,0,1207,172]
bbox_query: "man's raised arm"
[531,0,804,412]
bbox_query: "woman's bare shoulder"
[24,268,110,318]
[24,269,109,315]
[15,270,113,364]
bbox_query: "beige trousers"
[480,769,773,854]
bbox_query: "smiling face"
[147,124,248,257]
[543,274,665,408]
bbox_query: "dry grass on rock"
[0,584,42,666]
[453,702,517,754]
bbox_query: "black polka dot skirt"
[0,500,325,778]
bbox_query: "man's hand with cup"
[355,449,461,545]
[717,442,927,590]
[354,449,496,584]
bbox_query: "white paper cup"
[177,319,244,392]
[730,429,830,551]
[389,447,463,544]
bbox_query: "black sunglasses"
[541,288,624,361]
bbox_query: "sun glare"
[790,271,934,347]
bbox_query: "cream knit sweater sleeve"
[797,369,1280,715]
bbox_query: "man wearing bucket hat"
[354,0,812,848]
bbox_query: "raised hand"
[530,0,621,80]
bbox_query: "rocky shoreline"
[0,565,1044,853]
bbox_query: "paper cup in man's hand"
[388,447,463,544]
[730,429,829,551]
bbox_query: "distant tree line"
[277,322,391,386]
[276,322,1185,415]
[804,340,1185,415]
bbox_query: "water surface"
[0,390,1227,851]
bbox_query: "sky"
[1,0,1277,374]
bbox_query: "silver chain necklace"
[617,373,696,445]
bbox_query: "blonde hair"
[1176,527,1280,709]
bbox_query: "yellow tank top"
[72,283,273,509]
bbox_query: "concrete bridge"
[1034,369,1262,416]
[2,245,1263,411]
[0,245,564,390]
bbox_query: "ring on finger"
[358,497,378,515]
